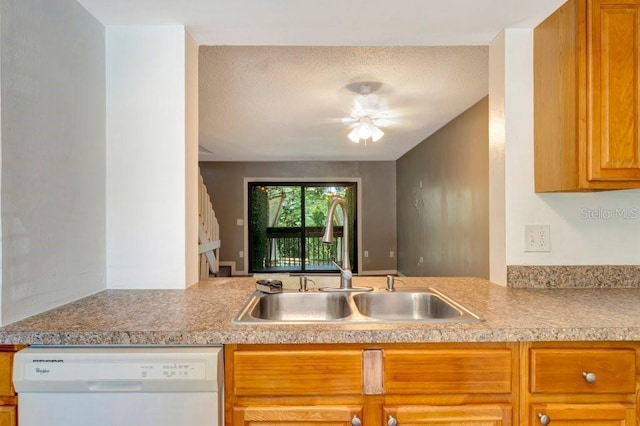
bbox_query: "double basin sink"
[233,288,481,324]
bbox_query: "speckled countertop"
[1,276,640,345]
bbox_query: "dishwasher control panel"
[22,360,208,380]
[13,346,223,393]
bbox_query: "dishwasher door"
[13,346,223,426]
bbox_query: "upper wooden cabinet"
[534,0,640,192]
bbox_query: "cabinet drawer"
[233,350,362,396]
[530,348,636,394]
[384,349,512,394]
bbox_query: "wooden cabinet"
[232,406,364,426]
[0,346,23,426]
[226,344,366,426]
[225,343,517,426]
[227,342,640,425]
[534,0,640,192]
[382,346,516,426]
[382,405,512,426]
[521,342,638,426]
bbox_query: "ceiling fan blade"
[341,116,358,125]
[372,117,395,127]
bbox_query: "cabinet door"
[0,406,16,426]
[530,403,635,425]
[0,352,15,398]
[588,0,640,183]
[383,404,512,426]
[233,405,363,426]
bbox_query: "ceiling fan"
[342,83,392,144]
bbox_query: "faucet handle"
[332,260,353,280]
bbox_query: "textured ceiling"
[199,46,488,161]
[76,0,568,161]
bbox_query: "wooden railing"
[198,170,220,279]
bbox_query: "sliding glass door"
[248,182,357,274]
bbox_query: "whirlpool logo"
[32,359,62,375]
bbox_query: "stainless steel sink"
[353,291,471,321]
[232,288,481,324]
[234,292,352,323]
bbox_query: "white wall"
[0,0,106,324]
[106,26,195,289]
[490,29,640,277]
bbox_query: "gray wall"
[396,97,489,278]
[1,0,106,324]
[200,161,397,274]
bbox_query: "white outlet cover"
[524,225,550,252]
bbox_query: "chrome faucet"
[321,197,371,292]
[322,197,353,289]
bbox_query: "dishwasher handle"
[88,381,143,392]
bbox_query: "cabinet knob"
[388,415,398,426]
[351,415,362,426]
[582,371,597,383]
[538,413,550,425]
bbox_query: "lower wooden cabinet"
[521,342,639,426]
[232,405,363,426]
[0,406,16,426]
[225,343,518,426]
[0,345,23,426]
[383,404,512,426]
[528,403,635,425]
[227,342,640,426]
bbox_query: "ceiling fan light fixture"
[343,82,389,144]
[347,127,361,143]
[348,118,384,143]
[371,126,384,142]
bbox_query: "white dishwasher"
[13,346,223,426]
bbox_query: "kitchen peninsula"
[3,276,640,426]
[1,276,640,344]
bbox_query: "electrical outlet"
[239,250,244,258]
[364,250,369,258]
[389,251,394,258]
[236,219,244,226]
[524,225,550,252]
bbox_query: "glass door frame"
[243,177,362,275]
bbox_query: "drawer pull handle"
[538,413,550,425]
[582,371,597,383]
[388,415,398,426]
[351,415,362,426]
